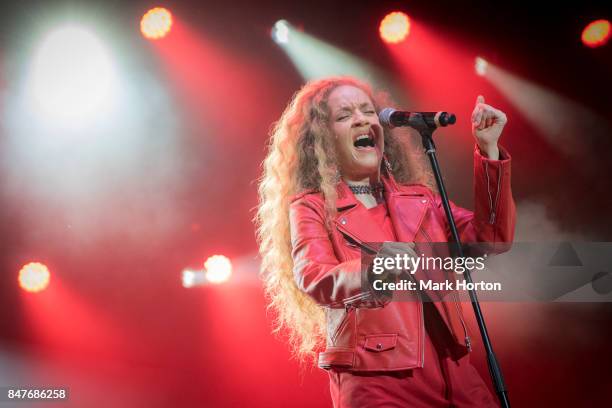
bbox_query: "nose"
[352,110,369,127]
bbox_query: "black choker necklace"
[347,183,384,195]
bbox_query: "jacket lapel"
[383,181,428,243]
[333,183,388,253]
[332,174,429,251]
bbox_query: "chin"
[352,160,380,176]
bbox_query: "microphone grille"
[378,108,396,127]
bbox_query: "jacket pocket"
[364,333,397,352]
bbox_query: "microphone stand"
[410,114,510,408]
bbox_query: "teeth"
[356,134,370,141]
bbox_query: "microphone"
[379,108,456,129]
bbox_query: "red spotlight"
[582,19,611,48]
[204,255,232,284]
[18,262,51,293]
[141,7,173,40]
[380,11,411,44]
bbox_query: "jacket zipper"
[420,226,471,353]
[417,228,428,368]
[418,297,425,368]
[336,227,386,308]
[452,288,472,351]
[493,163,502,224]
[337,225,378,254]
[332,304,355,345]
[484,160,503,225]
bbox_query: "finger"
[471,104,480,123]
[495,109,508,125]
[481,105,506,121]
[472,107,482,126]
[482,110,493,127]
[386,242,417,256]
[380,242,405,256]
[472,97,487,120]
[478,114,488,130]
[482,109,494,127]
[395,243,415,254]
[480,115,490,130]
[477,108,485,127]
[406,247,419,258]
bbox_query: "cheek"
[331,125,350,148]
[331,122,346,139]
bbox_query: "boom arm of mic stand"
[412,119,511,408]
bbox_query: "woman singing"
[255,76,515,407]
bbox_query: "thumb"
[476,95,485,105]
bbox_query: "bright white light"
[475,57,488,76]
[182,269,206,288]
[26,25,118,128]
[272,20,290,44]
[204,255,232,284]
[18,262,51,293]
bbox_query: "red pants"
[328,303,499,408]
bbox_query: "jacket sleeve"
[289,199,387,309]
[434,144,516,253]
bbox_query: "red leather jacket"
[289,146,515,371]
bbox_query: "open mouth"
[353,130,376,149]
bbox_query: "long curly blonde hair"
[255,76,431,363]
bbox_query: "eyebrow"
[335,102,374,113]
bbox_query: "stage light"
[272,20,290,44]
[182,269,206,288]
[18,262,50,293]
[475,57,488,76]
[276,21,393,85]
[204,255,232,284]
[26,24,117,128]
[141,7,173,40]
[482,60,610,160]
[379,12,411,44]
[581,19,611,48]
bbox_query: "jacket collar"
[333,168,428,249]
[334,157,402,210]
